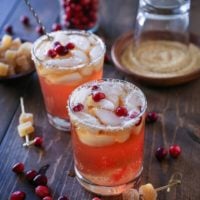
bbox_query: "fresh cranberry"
[34,137,43,147]
[43,196,53,200]
[91,85,99,90]
[10,191,26,200]
[20,16,30,26]
[47,49,57,58]
[66,42,75,50]
[155,147,168,161]
[35,186,50,198]
[25,170,37,181]
[129,111,139,119]
[4,25,13,34]
[92,92,106,102]
[135,117,142,126]
[146,112,158,123]
[92,198,101,200]
[104,53,111,63]
[115,106,128,117]
[58,196,69,200]
[54,41,61,47]
[52,23,62,31]
[169,145,181,158]
[73,103,84,112]
[12,162,24,174]
[54,44,68,56]
[33,174,48,186]
[36,26,44,35]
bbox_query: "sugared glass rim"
[67,79,147,131]
[31,30,106,70]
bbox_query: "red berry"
[54,44,68,56]
[72,103,84,112]
[10,191,26,200]
[33,174,48,186]
[47,49,57,58]
[43,196,53,200]
[25,170,37,181]
[115,106,128,117]
[155,147,168,161]
[92,198,101,200]
[58,196,69,200]
[91,85,99,90]
[169,145,181,158]
[52,23,62,31]
[36,26,44,35]
[12,162,24,174]
[34,137,43,147]
[146,112,158,123]
[92,92,106,102]
[66,42,75,50]
[35,186,50,198]
[135,117,142,126]
[4,25,13,34]
[20,16,30,26]
[54,41,61,47]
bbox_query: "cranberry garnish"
[33,174,48,186]
[169,144,181,158]
[91,85,99,90]
[10,191,26,200]
[72,103,84,112]
[92,198,101,200]
[115,106,128,117]
[155,147,168,161]
[92,92,106,102]
[54,41,61,47]
[135,117,142,126]
[66,42,75,50]
[12,162,24,174]
[58,196,69,200]
[43,197,53,200]
[20,16,30,26]
[47,49,57,58]
[36,26,44,35]
[25,170,37,181]
[4,25,13,34]
[35,186,50,198]
[54,44,68,56]
[52,23,62,31]
[146,112,158,123]
[34,137,43,147]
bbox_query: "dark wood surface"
[0,0,200,199]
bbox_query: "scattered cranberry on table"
[36,26,44,35]
[169,144,181,158]
[33,174,48,186]
[146,111,158,123]
[20,16,30,26]
[155,147,168,161]
[12,162,24,174]
[33,136,43,147]
[25,170,38,182]
[10,191,26,200]
[4,25,13,35]
[35,185,51,198]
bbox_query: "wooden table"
[0,0,200,199]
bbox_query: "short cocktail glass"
[32,30,105,131]
[68,79,147,195]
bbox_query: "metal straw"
[23,0,53,40]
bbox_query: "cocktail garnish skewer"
[23,0,53,40]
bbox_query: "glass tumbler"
[59,0,99,32]
[68,79,147,195]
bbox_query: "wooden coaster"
[111,32,200,86]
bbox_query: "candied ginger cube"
[0,35,12,51]
[5,50,17,66]
[139,183,157,200]
[17,42,32,57]
[17,121,34,137]
[0,62,9,76]
[19,113,34,124]
[16,55,31,72]
[11,38,22,49]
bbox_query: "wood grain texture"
[0,0,200,199]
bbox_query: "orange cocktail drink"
[32,31,105,131]
[68,79,147,195]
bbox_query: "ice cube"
[94,109,124,126]
[72,87,91,106]
[89,45,103,61]
[69,35,90,51]
[75,112,100,125]
[72,50,89,65]
[46,72,82,84]
[98,99,115,110]
[54,32,70,45]
[79,65,93,76]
